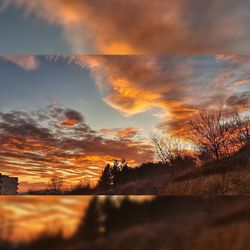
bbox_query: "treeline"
[96,157,196,192]
[28,156,196,194]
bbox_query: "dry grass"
[194,222,250,250]
[164,169,250,195]
[106,168,250,195]
[107,144,250,195]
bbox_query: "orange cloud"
[99,127,140,139]
[4,0,250,53]
[0,105,153,191]
[61,118,79,127]
[234,79,250,85]
[73,56,217,128]
[68,55,250,134]
[116,128,140,139]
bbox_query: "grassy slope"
[107,144,250,195]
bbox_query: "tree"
[71,180,92,194]
[112,159,132,186]
[189,108,233,160]
[97,163,112,191]
[172,155,197,169]
[118,158,131,184]
[49,173,64,191]
[232,110,250,146]
[76,197,103,241]
[112,160,120,187]
[150,131,187,167]
[101,197,118,235]
[96,159,132,190]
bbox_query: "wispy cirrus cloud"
[3,0,250,54]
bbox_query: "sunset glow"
[0,196,89,242]
[1,1,250,54]
[0,196,151,242]
[0,55,250,191]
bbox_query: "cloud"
[68,55,250,131]
[4,0,250,53]
[56,108,84,127]
[116,128,140,139]
[0,56,39,70]
[99,127,140,139]
[234,79,250,85]
[225,92,250,109]
[0,105,153,191]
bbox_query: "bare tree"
[150,131,187,166]
[49,173,64,191]
[232,110,250,146]
[189,108,233,160]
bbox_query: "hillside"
[104,143,250,195]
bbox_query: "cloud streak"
[0,105,153,191]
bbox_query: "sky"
[1,0,250,54]
[0,0,250,245]
[0,55,250,191]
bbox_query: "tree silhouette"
[172,155,196,170]
[190,108,233,159]
[49,173,64,192]
[112,160,120,186]
[96,160,133,191]
[112,159,132,186]
[101,197,118,236]
[189,108,241,160]
[76,196,103,241]
[232,110,250,146]
[97,163,112,191]
[150,131,187,167]
[118,159,131,184]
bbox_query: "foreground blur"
[0,196,249,250]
